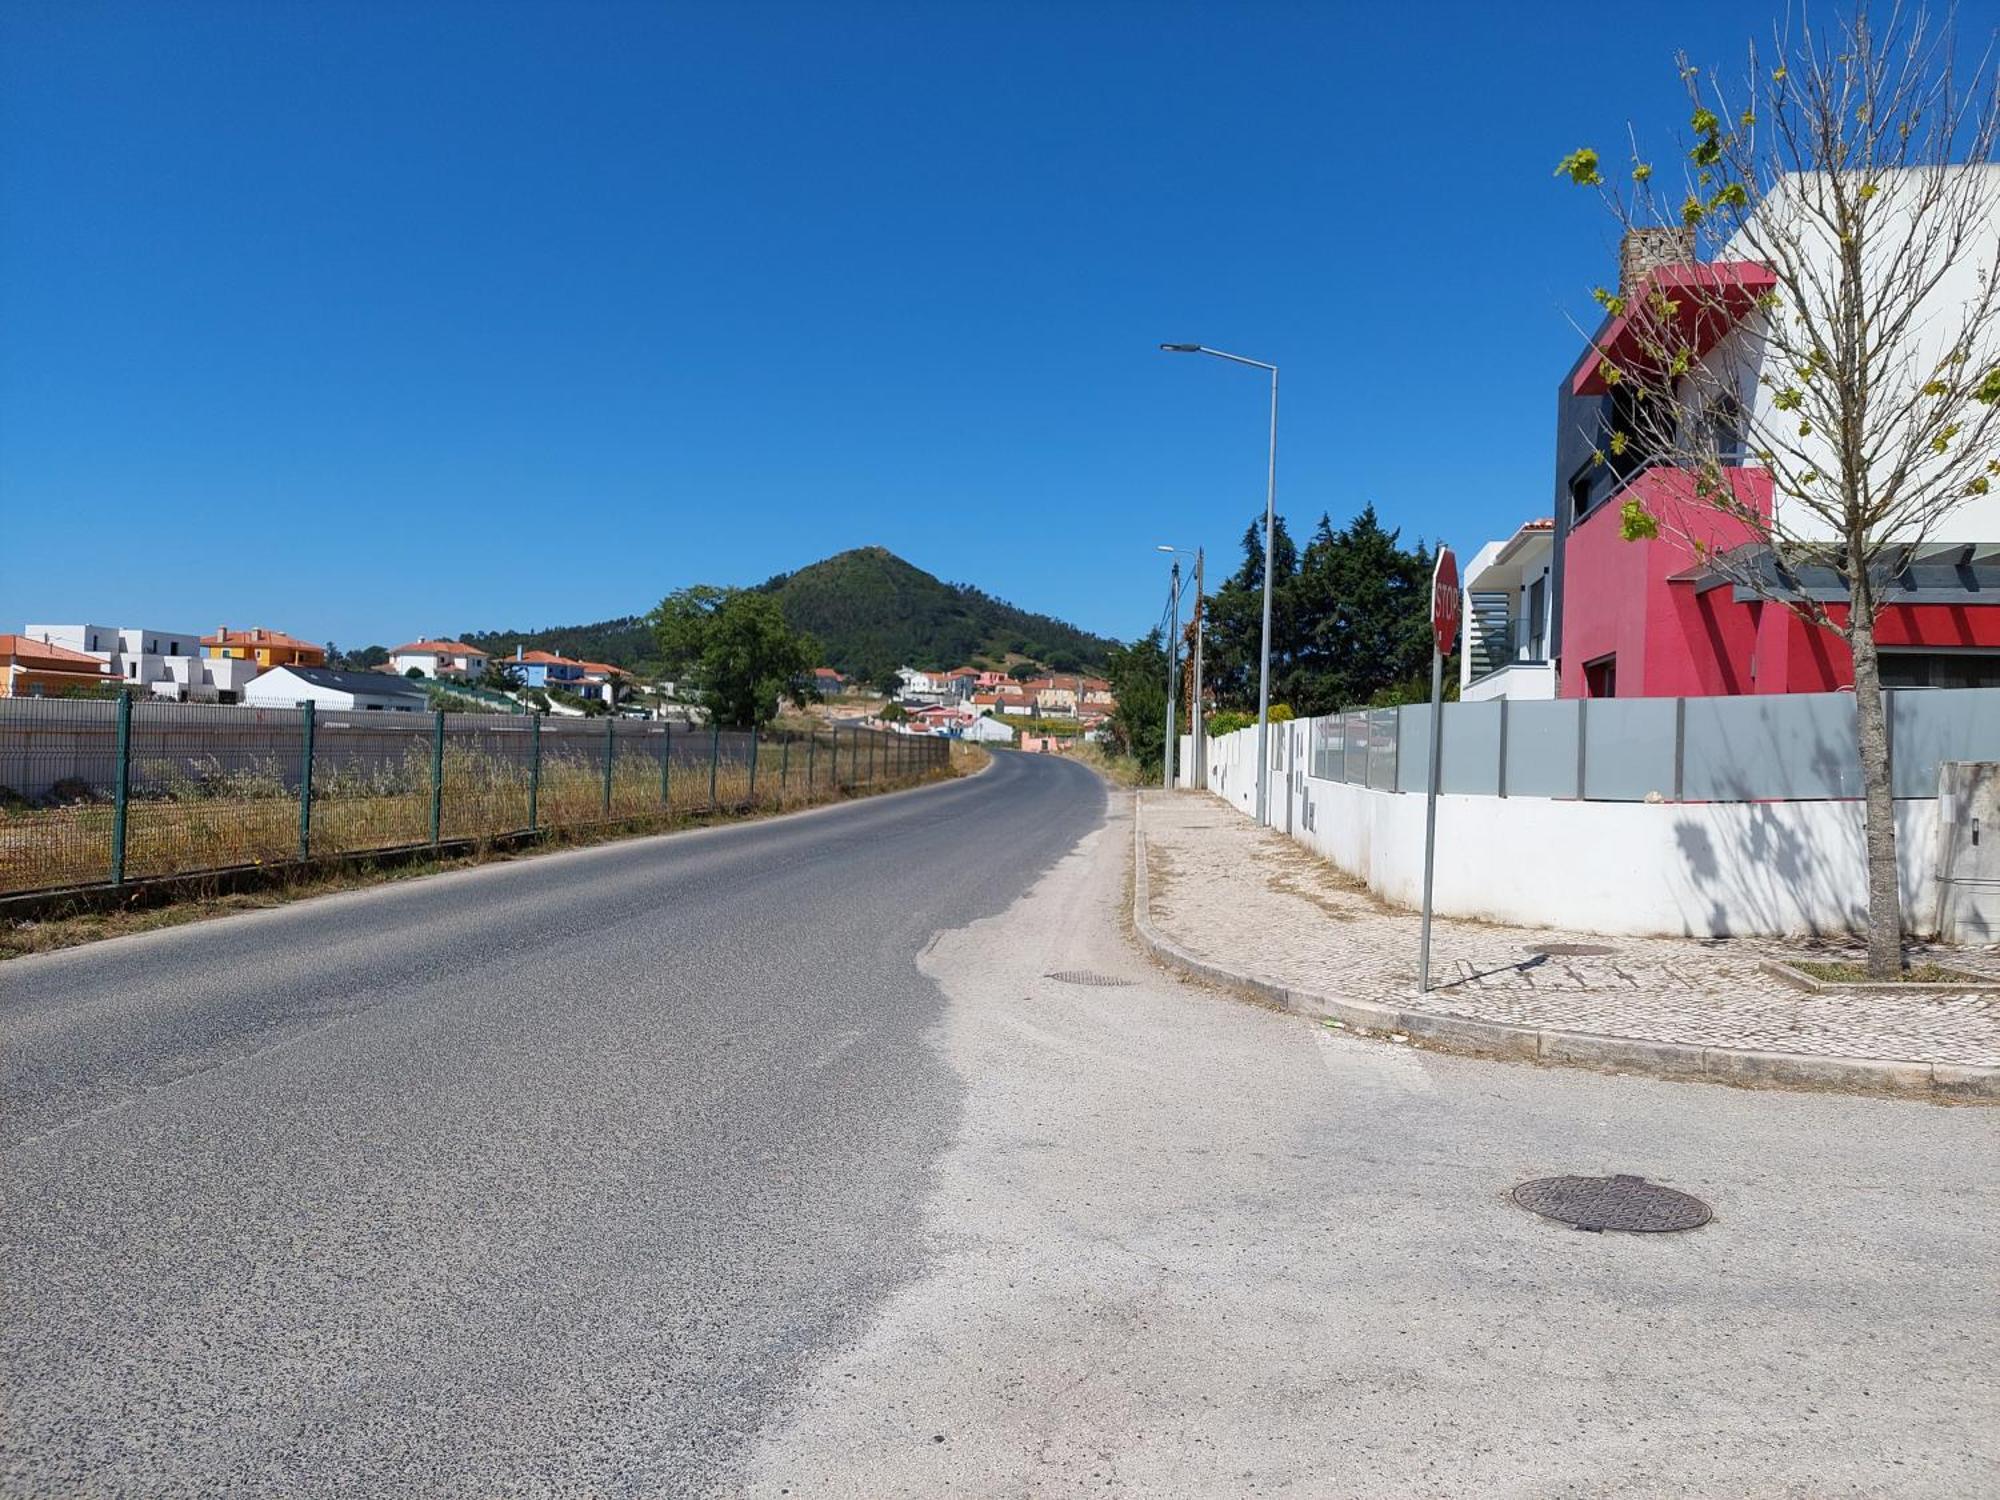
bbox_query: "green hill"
[757,547,1116,681]
[458,616,660,674]
[456,548,1112,682]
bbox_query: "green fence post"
[298,700,316,862]
[747,729,759,808]
[830,727,839,789]
[780,734,790,805]
[869,729,876,785]
[708,721,721,811]
[430,708,446,847]
[660,721,672,810]
[528,713,542,833]
[808,731,817,797]
[110,691,133,885]
[602,715,615,819]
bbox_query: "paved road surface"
[5,753,1995,1497]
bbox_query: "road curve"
[1,749,1106,1498]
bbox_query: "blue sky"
[0,1,1855,648]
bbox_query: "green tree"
[1007,660,1043,682]
[879,701,909,722]
[1201,513,1298,712]
[650,586,820,729]
[1103,631,1169,774]
[1283,505,1442,715]
[1556,8,1999,975]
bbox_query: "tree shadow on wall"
[1671,802,1868,939]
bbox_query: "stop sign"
[1431,547,1460,656]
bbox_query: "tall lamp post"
[1157,544,1204,788]
[1160,556,1181,790]
[1160,343,1278,824]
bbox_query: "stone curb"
[1130,798,1999,1103]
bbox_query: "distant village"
[839,664,1117,748]
[1,623,1115,745]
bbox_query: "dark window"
[1879,651,2000,689]
[1583,655,1617,698]
[1527,576,1547,660]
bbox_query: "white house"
[388,639,489,679]
[896,666,937,695]
[244,666,432,712]
[21,623,260,702]
[1458,520,1556,701]
[961,716,1016,744]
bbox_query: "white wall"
[245,670,423,712]
[1192,720,1943,939]
[1717,166,2000,544]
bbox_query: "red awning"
[1572,261,1777,397]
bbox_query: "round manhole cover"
[1046,970,1135,988]
[1512,1174,1711,1233]
[1526,942,1617,957]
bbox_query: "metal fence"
[0,699,945,898]
[1304,687,2000,802]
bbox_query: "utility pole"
[1191,545,1205,789]
[1163,560,1181,790]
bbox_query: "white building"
[1718,166,2000,545]
[244,666,431,712]
[1458,521,1557,702]
[20,623,260,702]
[388,639,489,679]
[960,716,1016,744]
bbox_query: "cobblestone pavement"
[1140,790,2000,1067]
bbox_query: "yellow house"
[201,626,326,670]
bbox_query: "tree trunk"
[1846,576,1903,978]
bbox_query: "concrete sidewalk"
[1134,791,2000,1098]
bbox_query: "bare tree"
[1557,4,2000,975]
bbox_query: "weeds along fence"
[0,698,946,899]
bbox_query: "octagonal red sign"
[1431,547,1460,656]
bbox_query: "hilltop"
[756,547,1115,682]
[455,548,1113,682]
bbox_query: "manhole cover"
[1046,970,1135,987]
[1526,942,1617,958]
[1511,1174,1711,1233]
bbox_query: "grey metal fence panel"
[1366,709,1399,791]
[1309,715,1342,781]
[1582,697,1679,801]
[1396,705,1429,793]
[1683,693,1859,800]
[1891,688,2000,796]
[1343,712,1368,783]
[1502,700,1582,797]
[1443,700,1503,795]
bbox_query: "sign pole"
[1418,545,1458,995]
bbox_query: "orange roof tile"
[390,639,488,657]
[1,634,109,669]
[202,626,320,651]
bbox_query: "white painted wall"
[1192,719,1944,939]
[1716,166,2000,543]
[244,669,424,712]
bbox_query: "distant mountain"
[454,547,1114,682]
[458,616,660,673]
[756,547,1117,682]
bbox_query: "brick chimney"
[1618,226,1697,297]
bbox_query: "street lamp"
[1157,544,1204,791]
[1160,343,1278,825]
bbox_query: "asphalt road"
[7,752,1997,1497]
[2,750,1105,1498]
